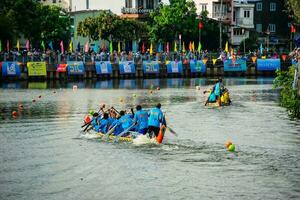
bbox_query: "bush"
[274,66,300,119]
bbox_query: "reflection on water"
[0,78,299,200]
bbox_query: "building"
[248,0,291,50]
[38,0,71,11]
[194,0,254,47]
[70,0,124,14]
[121,0,162,19]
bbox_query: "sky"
[72,0,169,14]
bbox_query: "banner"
[56,64,67,72]
[2,62,21,77]
[119,61,135,74]
[224,59,247,72]
[67,61,84,75]
[95,61,112,75]
[27,62,47,76]
[190,60,206,73]
[143,61,160,74]
[166,61,183,74]
[257,59,281,71]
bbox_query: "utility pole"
[219,0,224,50]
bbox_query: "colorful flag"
[109,41,113,53]
[198,21,204,29]
[26,40,30,51]
[48,41,53,50]
[93,43,98,53]
[7,40,10,52]
[142,42,145,54]
[174,42,177,52]
[69,41,73,52]
[85,41,89,53]
[132,41,137,53]
[157,43,162,53]
[118,42,121,53]
[77,42,81,52]
[197,42,202,52]
[0,40,2,52]
[101,42,106,52]
[182,42,186,53]
[60,41,64,53]
[192,41,195,51]
[16,40,20,51]
[41,41,45,51]
[260,43,263,54]
[291,24,296,33]
[166,42,169,54]
[189,41,192,52]
[225,41,228,53]
[150,43,153,54]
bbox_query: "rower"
[110,110,134,136]
[133,105,148,135]
[147,103,166,138]
[214,78,223,106]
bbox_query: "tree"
[149,0,198,43]
[286,0,300,23]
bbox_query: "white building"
[194,0,254,47]
[121,0,162,18]
[39,0,71,11]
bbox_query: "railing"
[234,18,254,28]
[121,7,153,14]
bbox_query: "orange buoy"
[12,111,17,117]
[84,115,91,124]
[156,125,166,144]
[225,140,232,149]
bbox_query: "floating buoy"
[132,94,137,97]
[149,90,153,94]
[73,85,78,91]
[120,98,124,103]
[196,86,200,90]
[84,115,91,124]
[225,140,232,149]
[156,87,160,90]
[12,111,17,117]
[32,99,36,103]
[53,91,56,94]
[228,144,235,152]
[18,104,24,109]
[38,95,42,98]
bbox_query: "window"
[200,3,207,13]
[126,0,132,8]
[256,24,262,32]
[146,0,154,9]
[86,0,89,9]
[52,0,56,3]
[256,2,262,11]
[138,0,143,8]
[270,3,276,11]
[233,29,244,36]
[269,24,276,32]
[244,10,250,18]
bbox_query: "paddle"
[113,123,136,142]
[81,104,105,128]
[104,124,118,140]
[166,126,178,136]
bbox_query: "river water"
[0,78,299,200]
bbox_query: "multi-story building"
[194,0,254,47]
[121,0,162,19]
[38,0,71,11]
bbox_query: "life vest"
[221,91,230,104]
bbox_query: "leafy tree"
[286,0,300,23]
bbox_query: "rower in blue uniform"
[133,105,149,135]
[147,103,166,138]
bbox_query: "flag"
[260,43,263,54]
[85,41,89,53]
[60,40,64,53]
[174,42,177,52]
[291,24,296,33]
[41,41,45,51]
[93,43,98,53]
[149,43,152,54]
[16,39,20,51]
[118,42,121,53]
[198,21,204,29]
[197,42,202,52]
[26,40,30,51]
[0,40,2,52]
[69,41,73,52]
[157,43,162,53]
[7,40,10,52]
[109,41,113,53]
[182,42,186,53]
[189,41,192,52]
[225,41,228,53]
[166,42,169,54]
[48,41,53,50]
[77,42,81,52]
[142,42,145,54]
[132,41,137,53]
[101,42,106,52]
[192,41,195,51]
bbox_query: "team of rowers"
[88,103,166,138]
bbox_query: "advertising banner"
[2,62,21,77]
[27,62,47,76]
[95,61,112,75]
[119,61,136,74]
[67,61,85,75]
[143,61,160,74]
[257,59,281,71]
[190,60,206,73]
[166,61,183,74]
[224,59,247,72]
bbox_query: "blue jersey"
[134,110,149,130]
[214,82,222,96]
[99,118,111,133]
[110,119,123,136]
[148,108,164,127]
[208,92,216,102]
[118,114,133,130]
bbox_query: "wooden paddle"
[104,124,118,140]
[81,104,105,128]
